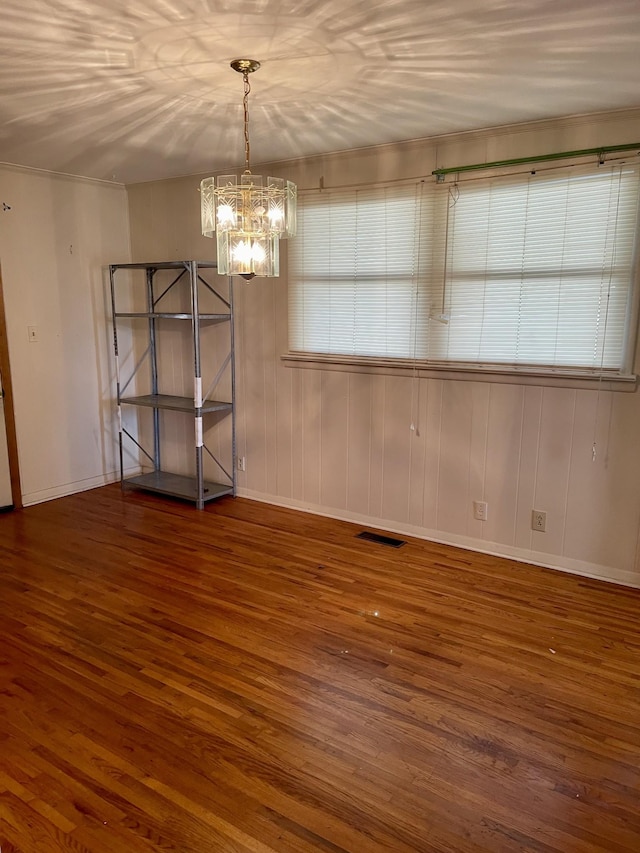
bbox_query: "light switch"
[27,325,39,343]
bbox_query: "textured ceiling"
[1,0,640,184]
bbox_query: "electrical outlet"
[473,500,488,521]
[237,456,246,472]
[531,509,547,532]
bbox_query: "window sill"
[281,352,638,391]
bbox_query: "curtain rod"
[432,142,640,179]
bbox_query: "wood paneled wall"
[127,108,640,586]
[233,279,640,586]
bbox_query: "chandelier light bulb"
[216,204,235,227]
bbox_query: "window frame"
[285,163,640,388]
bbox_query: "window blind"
[288,185,436,359]
[432,164,640,373]
[288,163,640,377]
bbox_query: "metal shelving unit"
[109,260,236,509]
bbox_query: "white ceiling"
[1,0,640,184]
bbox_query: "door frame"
[0,264,22,508]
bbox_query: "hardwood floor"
[1,485,640,852]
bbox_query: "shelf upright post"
[146,266,161,472]
[190,261,204,509]
[229,276,237,497]
[109,265,124,489]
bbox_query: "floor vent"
[356,531,406,548]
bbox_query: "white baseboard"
[22,466,141,507]
[238,488,640,590]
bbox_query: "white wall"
[127,108,640,587]
[0,165,131,505]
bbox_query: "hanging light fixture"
[200,59,297,280]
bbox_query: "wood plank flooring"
[1,485,640,852]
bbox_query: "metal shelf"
[111,262,218,271]
[120,394,232,414]
[123,471,233,503]
[109,260,236,510]
[114,312,230,320]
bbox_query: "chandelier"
[200,59,297,280]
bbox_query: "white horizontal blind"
[288,185,435,358]
[288,164,640,376]
[431,165,640,372]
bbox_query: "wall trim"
[0,161,125,187]
[22,466,141,507]
[129,109,640,189]
[237,488,640,591]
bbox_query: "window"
[288,163,640,378]
[288,185,434,359]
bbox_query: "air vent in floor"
[356,531,406,548]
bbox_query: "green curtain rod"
[432,142,640,178]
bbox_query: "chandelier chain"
[243,71,251,173]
